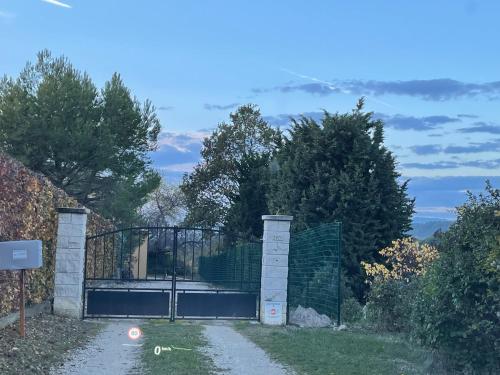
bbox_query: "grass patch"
[235,322,432,375]
[141,321,215,375]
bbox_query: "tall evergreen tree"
[0,50,161,224]
[268,99,414,299]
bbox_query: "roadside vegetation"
[236,322,431,375]
[0,313,101,375]
[141,321,216,375]
[358,185,499,374]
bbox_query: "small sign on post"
[0,240,43,338]
[264,302,283,325]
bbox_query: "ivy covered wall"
[0,153,112,317]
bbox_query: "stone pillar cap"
[262,215,293,221]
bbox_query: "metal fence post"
[170,226,178,322]
[337,222,342,326]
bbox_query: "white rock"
[333,324,347,331]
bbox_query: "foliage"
[268,99,414,300]
[412,183,499,373]
[181,104,281,238]
[365,279,420,332]
[362,237,438,283]
[341,297,363,323]
[140,178,186,226]
[362,238,438,332]
[0,50,161,225]
[223,154,271,238]
[0,153,112,317]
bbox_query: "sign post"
[0,240,43,338]
[19,269,25,337]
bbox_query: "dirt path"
[50,320,143,375]
[202,324,294,375]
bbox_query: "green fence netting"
[199,240,262,292]
[288,222,342,324]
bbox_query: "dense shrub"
[342,297,364,323]
[365,279,419,332]
[362,238,437,331]
[412,184,499,373]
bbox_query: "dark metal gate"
[82,227,262,320]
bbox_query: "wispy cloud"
[41,0,72,9]
[264,110,460,131]
[254,77,500,101]
[374,113,460,131]
[204,103,240,111]
[343,79,500,101]
[263,111,325,127]
[457,121,500,135]
[409,139,500,155]
[402,159,500,170]
[157,106,174,111]
[279,68,395,108]
[444,139,500,154]
[158,162,198,173]
[410,144,443,155]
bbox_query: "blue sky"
[1,0,499,219]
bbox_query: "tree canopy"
[140,178,186,226]
[181,104,281,237]
[0,50,161,224]
[268,99,415,299]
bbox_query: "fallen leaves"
[0,312,100,375]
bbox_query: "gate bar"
[170,226,178,322]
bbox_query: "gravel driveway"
[50,320,143,375]
[202,324,295,375]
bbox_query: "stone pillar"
[53,207,89,318]
[260,215,293,325]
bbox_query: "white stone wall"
[53,208,88,318]
[260,215,293,325]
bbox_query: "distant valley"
[410,217,454,240]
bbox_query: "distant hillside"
[410,219,454,240]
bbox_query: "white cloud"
[158,131,208,153]
[415,206,456,214]
[159,162,198,173]
[41,0,72,9]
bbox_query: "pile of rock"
[289,305,332,328]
